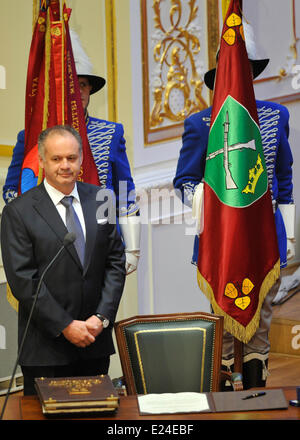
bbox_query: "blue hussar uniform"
[3,116,139,218]
[85,116,138,217]
[174,100,294,269]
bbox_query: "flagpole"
[234,337,243,374]
[224,0,243,386]
[233,0,243,385]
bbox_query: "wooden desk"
[2,387,300,420]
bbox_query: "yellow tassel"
[6,284,18,312]
[197,259,280,343]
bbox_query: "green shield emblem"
[205,95,268,208]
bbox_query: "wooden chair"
[114,311,225,395]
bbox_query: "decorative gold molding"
[290,0,299,59]
[141,0,219,145]
[105,0,118,122]
[276,0,299,79]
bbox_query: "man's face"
[78,76,92,111]
[39,132,83,194]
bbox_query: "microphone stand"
[0,233,75,420]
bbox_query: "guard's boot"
[242,359,268,390]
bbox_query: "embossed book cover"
[34,375,119,415]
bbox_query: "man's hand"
[62,320,95,348]
[85,315,104,338]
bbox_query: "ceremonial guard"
[3,30,140,275]
[173,23,295,388]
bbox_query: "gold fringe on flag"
[6,285,18,312]
[197,259,280,344]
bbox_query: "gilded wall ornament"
[149,0,208,128]
[141,0,219,144]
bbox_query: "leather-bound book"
[34,375,119,416]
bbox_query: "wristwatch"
[95,313,110,328]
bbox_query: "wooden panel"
[270,319,300,357]
[268,353,300,387]
[270,263,300,356]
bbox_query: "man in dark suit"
[1,125,126,395]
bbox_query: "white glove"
[279,204,296,260]
[192,182,204,234]
[119,215,141,275]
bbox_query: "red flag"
[197,0,280,343]
[22,6,48,192]
[20,0,99,193]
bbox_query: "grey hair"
[38,125,83,159]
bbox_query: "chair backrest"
[114,311,224,395]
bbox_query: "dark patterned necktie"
[60,196,85,266]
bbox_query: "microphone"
[63,232,76,247]
[0,232,76,420]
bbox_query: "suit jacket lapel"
[32,183,82,268]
